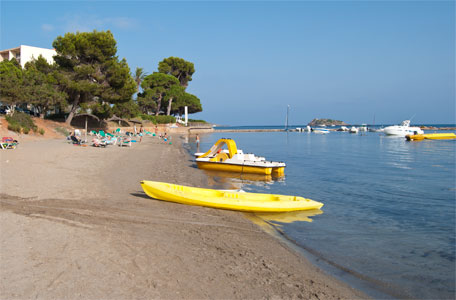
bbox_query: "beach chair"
[98,130,107,138]
[1,142,17,149]
[103,136,118,146]
[119,137,132,147]
[92,138,107,147]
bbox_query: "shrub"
[188,119,207,123]
[6,112,37,133]
[138,114,176,124]
[155,115,176,124]
[55,127,70,136]
[139,114,156,124]
[7,123,21,133]
[38,128,45,135]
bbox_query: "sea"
[185,125,455,300]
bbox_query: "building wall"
[0,45,56,68]
[19,45,56,68]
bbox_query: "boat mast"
[285,105,290,131]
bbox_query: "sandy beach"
[0,134,366,299]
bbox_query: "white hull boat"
[349,127,358,133]
[383,120,423,136]
[313,128,329,134]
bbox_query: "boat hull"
[140,181,323,212]
[384,126,423,136]
[196,160,273,175]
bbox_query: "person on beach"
[196,134,200,151]
[139,125,144,142]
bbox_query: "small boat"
[369,127,384,132]
[384,120,423,136]
[296,125,311,132]
[313,128,329,134]
[359,124,368,132]
[337,126,349,132]
[349,126,358,133]
[140,181,323,212]
[195,139,286,176]
[406,133,456,141]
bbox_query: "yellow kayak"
[406,133,456,141]
[140,181,323,212]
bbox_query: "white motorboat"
[313,128,329,134]
[359,124,368,132]
[296,125,311,132]
[349,127,358,133]
[383,120,423,136]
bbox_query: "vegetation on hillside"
[6,112,44,134]
[308,118,348,126]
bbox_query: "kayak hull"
[140,181,323,212]
[406,133,456,141]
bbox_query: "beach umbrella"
[108,115,130,127]
[74,113,100,143]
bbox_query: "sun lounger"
[98,130,107,138]
[1,142,17,149]
[119,137,132,147]
[92,138,107,147]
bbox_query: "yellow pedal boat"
[406,133,456,141]
[140,181,323,212]
[195,138,286,176]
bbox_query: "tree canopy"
[23,56,67,118]
[139,72,180,116]
[52,30,136,124]
[0,31,204,124]
[0,59,24,108]
[158,57,195,87]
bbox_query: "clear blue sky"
[1,1,454,125]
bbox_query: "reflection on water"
[202,170,284,190]
[256,209,323,225]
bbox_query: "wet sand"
[0,135,366,299]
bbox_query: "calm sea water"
[187,128,455,299]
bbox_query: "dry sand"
[0,134,366,299]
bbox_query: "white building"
[0,45,56,68]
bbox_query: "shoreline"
[1,135,366,299]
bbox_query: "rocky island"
[308,118,348,126]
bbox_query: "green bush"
[7,123,21,133]
[139,114,156,123]
[38,128,45,135]
[155,115,176,124]
[55,127,70,136]
[6,112,37,133]
[188,119,207,123]
[138,114,176,124]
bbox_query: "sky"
[1,1,455,125]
